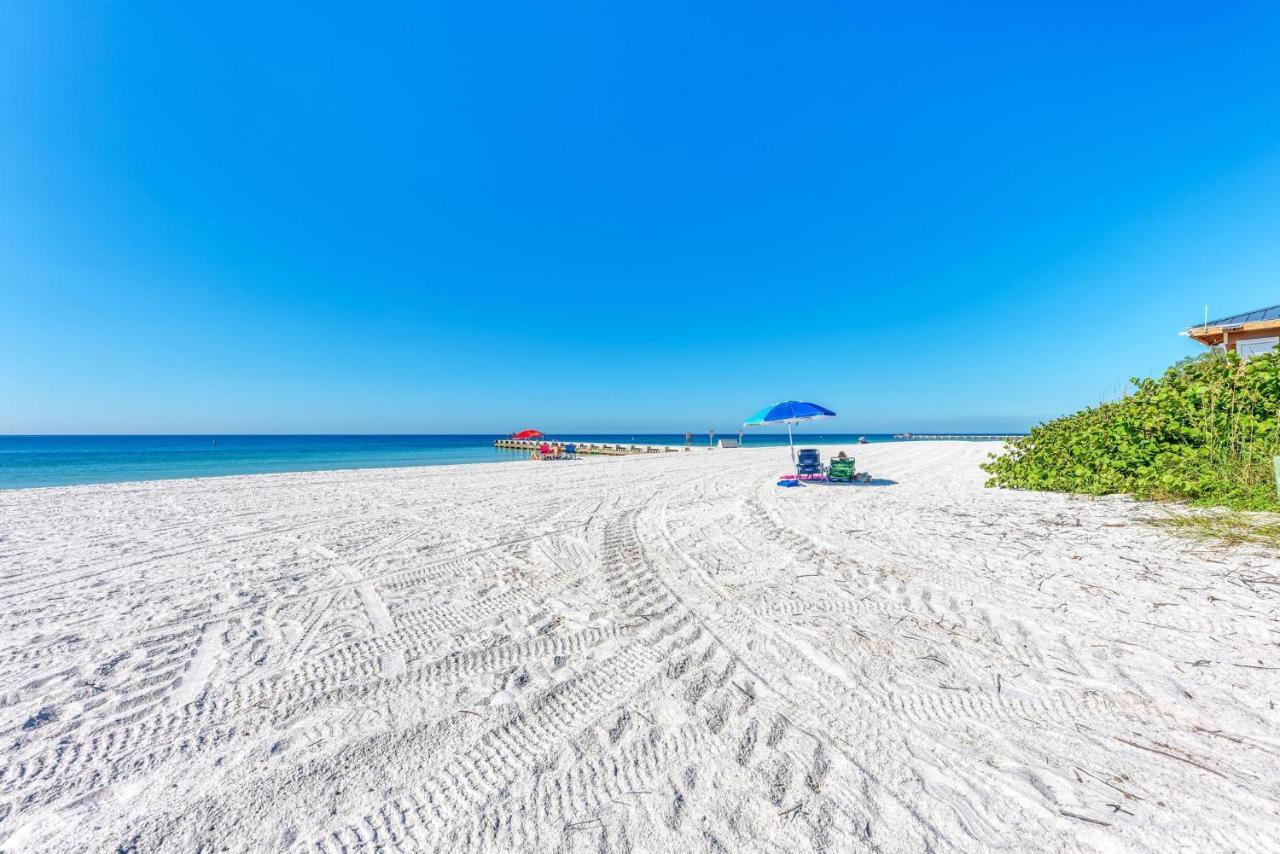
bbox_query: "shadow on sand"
[779,478,899,488]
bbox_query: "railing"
[895,434,1022,441]
[494,439,680,456]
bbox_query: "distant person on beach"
[684,432,692,448]
[709,429,715,448]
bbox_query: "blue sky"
[3,2,1279,434]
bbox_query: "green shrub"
[983,350,1280,509]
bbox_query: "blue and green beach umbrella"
[743,400,837,479]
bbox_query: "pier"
[496,435,1023,456]
[895,434,1021,441]
[494,439,681,456]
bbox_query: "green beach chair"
[827,457,855,482]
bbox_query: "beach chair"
[827,457,855,482]
[564,443,577,459]
[796,448,824,480]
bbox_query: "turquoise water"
[0,433,1008,490]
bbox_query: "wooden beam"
[1186,318,1280,347]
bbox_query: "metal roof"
[1194,303,1280,328]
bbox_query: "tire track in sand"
[312,545,401,678]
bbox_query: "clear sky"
[3,2,1280,434]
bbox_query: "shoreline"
[0,434,1021,492]
[0,437,1002,495]
[0,443,733,496]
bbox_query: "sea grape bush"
[983,350,1280,509]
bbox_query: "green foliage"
[983,350,1280,509]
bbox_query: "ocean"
[0,433,1006,490]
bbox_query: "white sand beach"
[1,441,1278,852]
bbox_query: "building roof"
[1193,303,1280,329]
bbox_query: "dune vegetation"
[983,350,1280,511]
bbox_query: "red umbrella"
[511,429,544,440]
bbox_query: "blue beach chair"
[796,448,825,480]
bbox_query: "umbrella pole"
[789,422,800,483]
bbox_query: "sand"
[1,441,1278,852]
